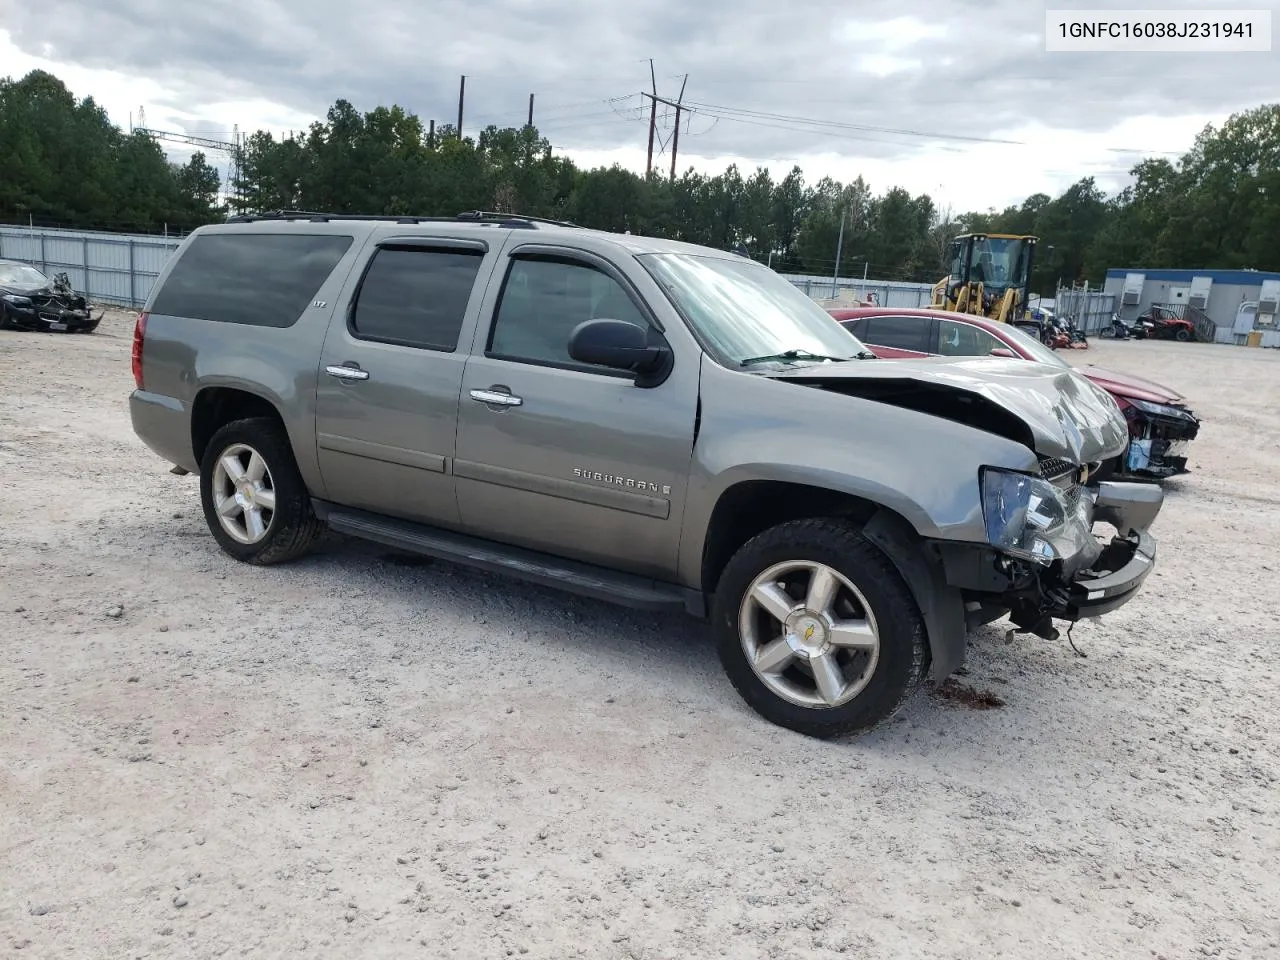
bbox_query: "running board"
[317,504,694,613]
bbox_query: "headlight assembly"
[980,466,1098,567]
[1,294,33,306]
[1127,397,1195,421]
[980,468,1062,564]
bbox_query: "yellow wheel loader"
[930,233,1038,323]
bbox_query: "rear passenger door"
[314,236,495,526]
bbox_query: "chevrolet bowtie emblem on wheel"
[803,623,816,642]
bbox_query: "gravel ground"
[2,310,1279,960]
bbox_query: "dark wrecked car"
[0,260,104,333]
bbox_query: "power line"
[682,99,1024,146]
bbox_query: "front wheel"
[199,417,325,564]
[1175,327,1191,342]
[712,518,930,739]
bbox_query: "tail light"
[131,312,147,389]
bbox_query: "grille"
[1038,455,1084,513]
[1037,457,1077,483]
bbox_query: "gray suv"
[129,211,1163,739]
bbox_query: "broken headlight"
[980,467,1088,566]
[1126,397,1197,423]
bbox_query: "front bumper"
[941,480,1163,633]
[2,302,101,332]
[1061,529,1155,618]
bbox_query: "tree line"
[3,68,1278,291]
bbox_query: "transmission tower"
[134,117,245,210]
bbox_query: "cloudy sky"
[0,0,1273,212]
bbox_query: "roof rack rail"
[223,209,579,229]
[455,210,580,228]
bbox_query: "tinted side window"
[351,246,484,351]
[862,316,933,352]
[488,258,651,369]
[938,318,1005,357]
[151,233,352,328]
[842,317,868,338]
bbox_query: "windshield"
[1000,321,1069,368]
[0,262,50,287]
[959,237,1031,293]
[639,252,869,367]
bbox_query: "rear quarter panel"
[137,224,376,492]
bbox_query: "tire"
[1098,326,1114,339]
[199,416,325,565]
[712,518,930,739]
[1175,327,1190,342]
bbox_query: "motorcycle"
[1043,314,1088,349]
[1098,312,1146,340]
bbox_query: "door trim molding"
[317,433,448,474]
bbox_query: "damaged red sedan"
[829,306,1201,482]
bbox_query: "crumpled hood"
[1079,365,1185,405]
[771,355,1130,464]
[0,283,52,298]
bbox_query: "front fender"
[677,359,1039,588]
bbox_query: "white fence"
[0,224,182,309]
[786,274,936,308]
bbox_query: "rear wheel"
[1175,327,1191,342]
[199,417,325,565]
[712,518,930,739]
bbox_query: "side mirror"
[568,318,671,386]
[989,347,1017,359]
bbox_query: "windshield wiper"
[740,349,858,367]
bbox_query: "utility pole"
[645,60,657,177]
[457,75,466,139]
[641,66,690,180]
[832,206,847,298]
[527,93,535,128]
[669,74,688,181]
[428,119,435,150]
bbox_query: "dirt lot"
[2,309,1278,959]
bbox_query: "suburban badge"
[573,467,671,496]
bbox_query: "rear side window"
[350,245,485,351]
[938,318,1005,357]
[150,233,353,328]
[862,315,933,353]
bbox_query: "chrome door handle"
[326,364,370,381]
[469,388,522,407]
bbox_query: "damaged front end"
[1115,397,1201,480]
[0,271,104,333]
[941,455,1161,642]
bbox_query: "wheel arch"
[191,386,288,466]
[699,478,969,680]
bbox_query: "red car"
[829,306,1201,482]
